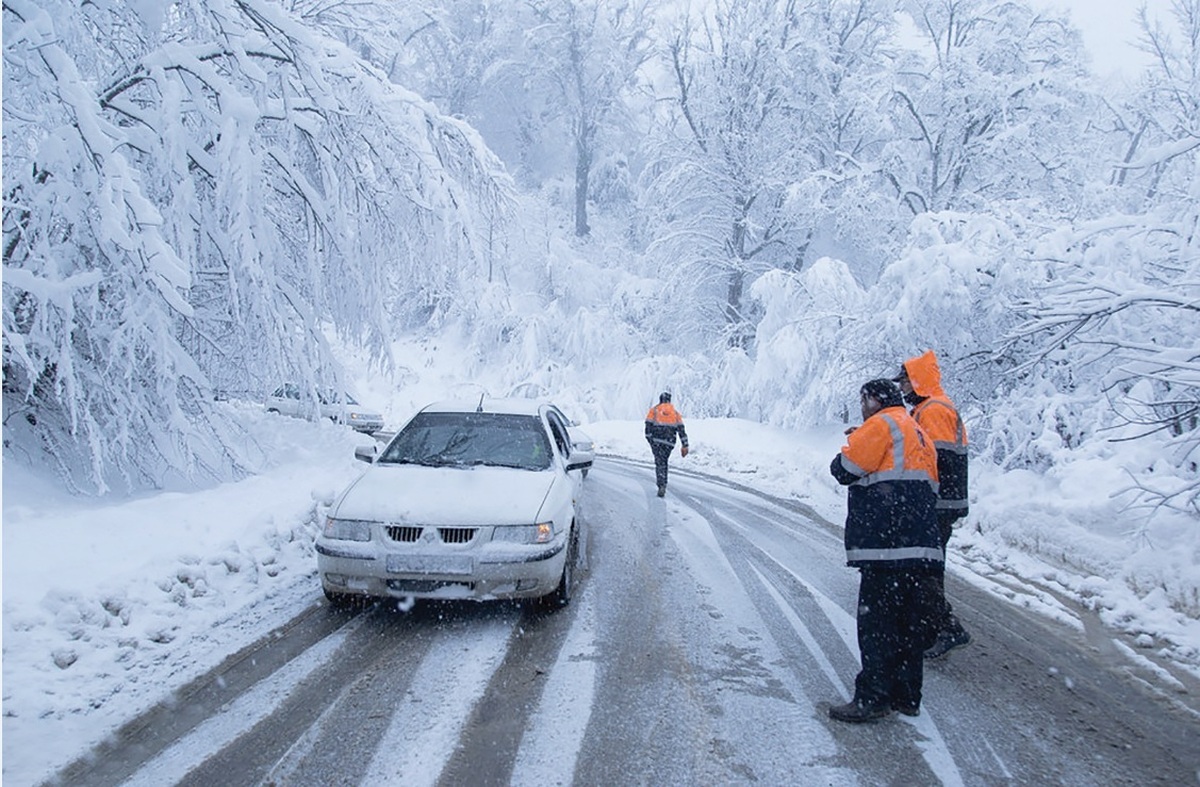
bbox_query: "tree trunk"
[574,132,591,237]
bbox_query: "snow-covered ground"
[4,398,1199,785]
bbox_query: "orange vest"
[840,406,939,487]
[646,402,683,425]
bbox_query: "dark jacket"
[830,405,943,569]
[645,402,688,449]
[902,351,969,519]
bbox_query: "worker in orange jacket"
[828,378,943,723]
[645,392,688,497]
[895,350,971,659]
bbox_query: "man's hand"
[680,445,689,457]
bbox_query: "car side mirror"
[566,458,592,472]
[354,445,378,464]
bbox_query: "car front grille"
[387,579,475,593]
[438,527,478,544]
[386,525,423,543]
[383,525,479,544]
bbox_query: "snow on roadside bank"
[2,403,367,784]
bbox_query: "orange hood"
[903,350,947,399]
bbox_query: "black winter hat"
[659,391,672,403]
[860,378,904,409]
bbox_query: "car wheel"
[543,524,578,609]
[267,408,279,414]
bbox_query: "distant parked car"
[265,384,384,434]
[317,398,593,609]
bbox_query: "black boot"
[925,627,971,659]
[828,699,890,723]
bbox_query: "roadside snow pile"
[2,403,368,782]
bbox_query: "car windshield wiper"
[383,457,446,467]
[457,459,528,469]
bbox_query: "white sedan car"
[265,384,384,434]
[316,398,593,608]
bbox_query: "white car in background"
[316,398,592,608]
[265,384,384,434]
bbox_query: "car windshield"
[378,412,552,470]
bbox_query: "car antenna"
[476,393,485,413]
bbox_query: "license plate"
[386,554,474,575]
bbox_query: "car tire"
[542,524,578,610]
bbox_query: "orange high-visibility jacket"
[831,405,942,568]
[645,402,688,448]
[902,350,969,517]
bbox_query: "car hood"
[332,464,555,526]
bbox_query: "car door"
[545,409,584,497]
[549,405,594,475]
[269,384,303,418]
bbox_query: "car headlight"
[492,522,555,545]
[324,517,372,541]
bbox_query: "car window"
[378,412,553,470]
[546,411,571,457]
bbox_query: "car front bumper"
[316,534,567,601]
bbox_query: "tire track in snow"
[750,540,965,787]
[508,593,598,786]
[360,615,517,785]
[121,615,364,787]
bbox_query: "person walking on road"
[645,392,688,497]
[828,378,943,723]
[894,351,972,659]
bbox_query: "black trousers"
[932,511,966,635]
[853,566,940,709]
[650,442,673,488]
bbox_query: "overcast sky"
[1042,0,1175,78]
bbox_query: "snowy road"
[49,458,1200,786]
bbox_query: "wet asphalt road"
[49,457,1200,786]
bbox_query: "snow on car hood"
[331,463,555,526]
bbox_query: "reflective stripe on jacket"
[831,406,942,568]
[903,350,969,516]
[645,402,688,448]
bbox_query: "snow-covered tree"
[521,0,653,237]
[888,0,1092,215]
[3,0,511,493]
[1003,0,1200,514]
[642,0,827,348]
